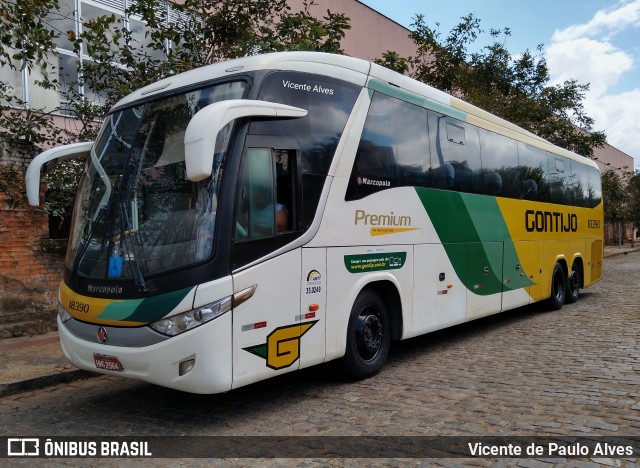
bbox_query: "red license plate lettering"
[93,354,123,372]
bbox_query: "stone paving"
[0,252,639,467]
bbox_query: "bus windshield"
[65,81,246,282]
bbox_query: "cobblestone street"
[1,252,639,467]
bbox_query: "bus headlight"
[59,304,72,323]
[149,296,232,336]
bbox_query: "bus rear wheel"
[548,262,566,310]
[565,262,581,304]
[341,289,390,380]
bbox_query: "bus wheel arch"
[548,261,567,310]
[340,281,402,379]
[369,280,403,341]
[565,257,583,304]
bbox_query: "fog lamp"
[179,359,195,376]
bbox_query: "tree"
[1,0,351,223]
[626,170,640,237]
[374,51,410,75]
[380,13,606,157]
[601,170,628,246]
[0,0,69,145]
[64,0,350,131]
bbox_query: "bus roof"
[112,51,598,170]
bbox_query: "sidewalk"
[603,244,640,258]
[1,245,639,397]
[0,331,96,397]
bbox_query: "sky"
[360,0,640,169]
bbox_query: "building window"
[0,0,172,116]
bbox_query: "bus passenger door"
[231,137,307,389]
[466,242,503,320]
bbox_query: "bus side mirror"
[25,141,93,206]
[184,99,307,182]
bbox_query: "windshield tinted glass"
[65,81,246,281]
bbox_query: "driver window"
[236,148,293,240]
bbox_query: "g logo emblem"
[243,321,317,369]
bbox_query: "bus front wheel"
[341,289,390,380]
[565,262,581,304]
[548,263,567,310]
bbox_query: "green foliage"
[626,171,640,228]
[0,90,65,145]
[44,157,85,222]
[386,13,606,157]
[374,51,410,75]
[0,163,26,209]
[63,0,350,117]
[601,170,628,225]
[0,0,69,144]
[0,0,351,227]
[0,0,59,84]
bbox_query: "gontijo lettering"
[525,210,578,233]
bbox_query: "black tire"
[341,289,391,380]
[565,262,581,304]
[548,262,566,310]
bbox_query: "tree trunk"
[618,221,623,248]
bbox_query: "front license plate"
[93,353,123,372]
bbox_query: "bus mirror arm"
[25,141,93,206]
[184,99,308,182]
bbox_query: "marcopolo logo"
[356,176,391,187]
[87,284,124,295]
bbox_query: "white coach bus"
[26,52,603,393]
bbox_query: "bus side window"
[235,148,293,241]
[517,142,548,202]
[345,92,429,201]
[548,154,571,205]
[428,111,481,194]
[479,128,518,198]
[586,166,602,207]
[571,160,589,207]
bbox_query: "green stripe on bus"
[99,299,144,321]
[415,188,533,295]
[98,287,193,323]
[366,79,467,121]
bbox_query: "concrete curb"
[0,370,98,398]
[604,247,640,258]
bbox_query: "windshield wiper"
[118,201,149,293]
[71,206,107,281]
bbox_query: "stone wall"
[0,139,65,337]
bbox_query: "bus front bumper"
[57,313,233,394]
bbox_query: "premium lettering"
[525,210,578,232]
[354,209,411,227]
